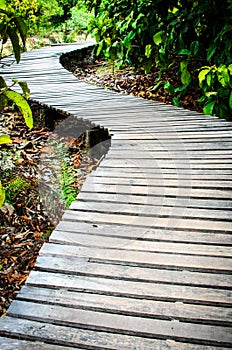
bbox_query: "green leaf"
[199,69,210,86]
[12,17,27,46]
[174,84,188,93]
[3,90,33,128]
[151,80,162,92]
[145,44,152,58]
[207,45,216,61]
[172,97,182,107]
[229,91,232,109]
[6,26,20,63]
[153,31,163,45]
[18,81,30,99]
[228,64,232,75]
[180,60,191,85]
[217,69,230,87]
[0,180,5,208]
[203,100,215,115]
[190,41,199,56]
[105,37,111,46]
[198,95,206,103]
[0,134,12,144]
[178,49,191,56]
[0,0,6,9]
[206,73,212,87]
[96,41,104,56]
[205,91,217,97]
[164,81,174,94]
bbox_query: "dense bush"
[84,0,232,119]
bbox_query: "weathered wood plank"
[0,317,223,350]
[18,285,232,325]
[80,181,232,201]
[35,255,232,288]
[7,301,232,346]
[26,271,232,305]
[63,210,232,233]
[87,175,232,189]
[0,337,80,350]
[56,220,232,245]
[39,243,232,273]
[50,229,232,256]
[70,199,232,221]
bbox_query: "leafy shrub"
[198,64,232,119]
[84,0,232,119]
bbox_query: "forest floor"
[0,102,97,317]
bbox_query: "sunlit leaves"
[198,64,232,119]
[3,90,33,128]
[0,0,6,9]
[0,134,12,144]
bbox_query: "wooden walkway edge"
[0,42,232,349]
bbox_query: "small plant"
[59,160,78,207]
[198,64,232,120]
[5,177,30,202]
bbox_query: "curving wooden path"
[0,43,232,349]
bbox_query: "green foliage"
[0,180,5,208]
[3,90,33,128]
[198,64,232,120]
[5,0,91,43]
[60,159,78,207]
[84,0,232,119]
[5,177,30,202]
[0,2,33,128]
[47,140,79,209]
[0,0,27,62]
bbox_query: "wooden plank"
[50,229,232,256]
[35,255,232,288]
[56,220,232,245]
[0,317,222,350]
[100,158,232,168]
[80,181,232,201]
[26,271,232,305]
[40,243,232,273]
[70,199,232,220]
[6,301,232,346]
[77,188,232,210]
[63,210,232,233]
[0,337,80,350]
[92,168,232,181]
[87,175,232,189]
[19,285,232,325]
[108,151,232,160]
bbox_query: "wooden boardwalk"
[0,43,232,349]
